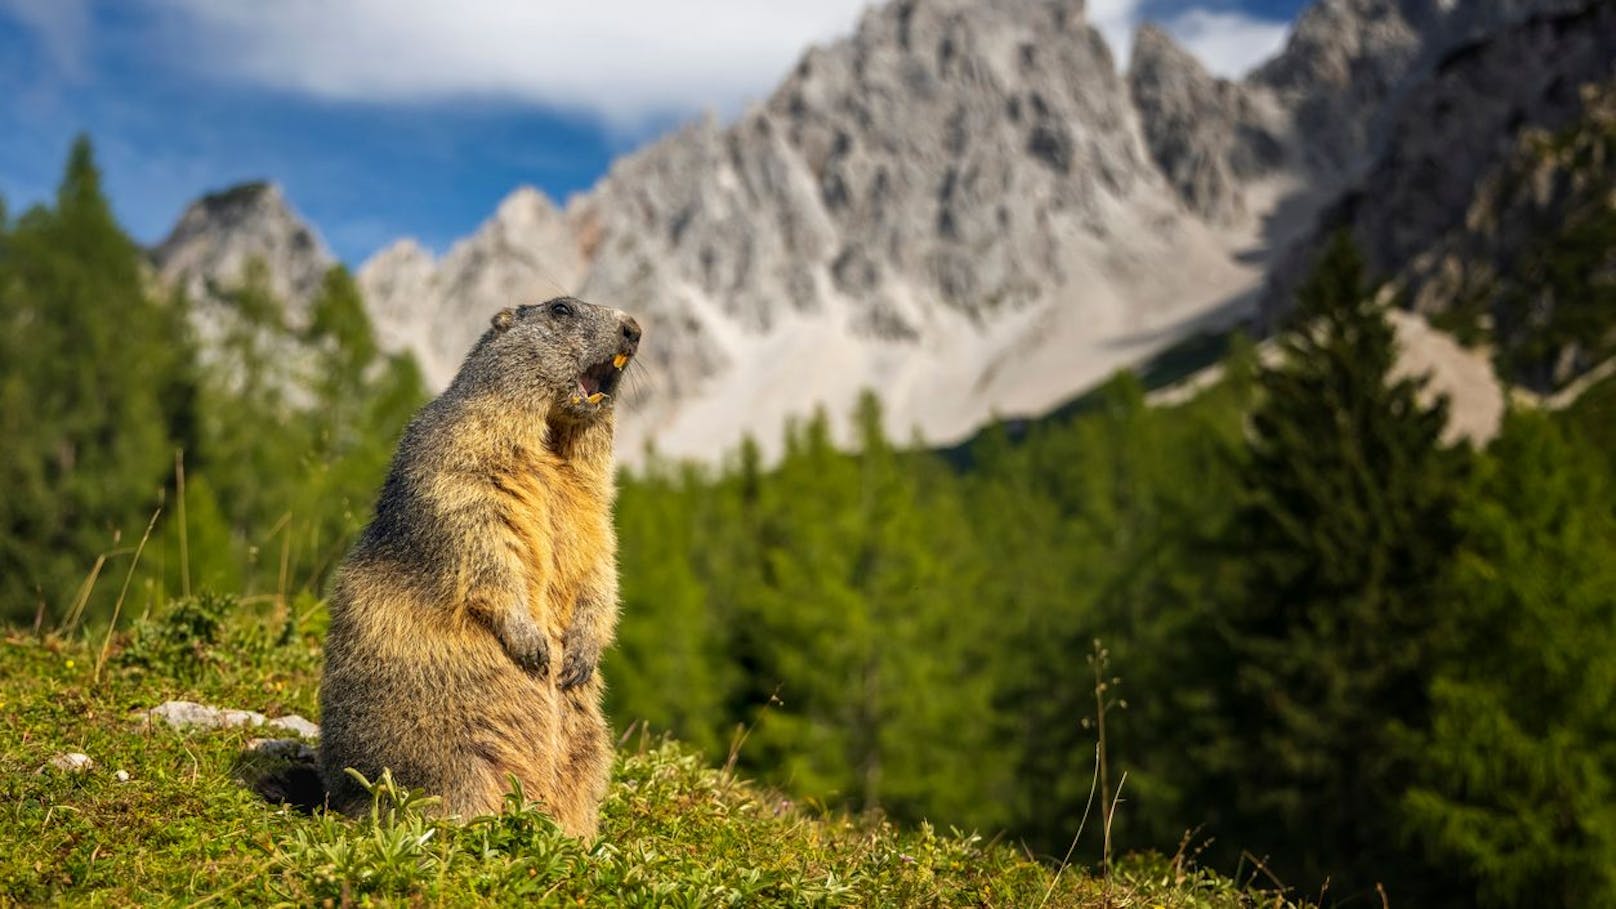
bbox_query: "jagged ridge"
[150,0,1603,463]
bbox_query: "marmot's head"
[470,296,642,422]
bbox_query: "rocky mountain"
[152,182,334,337]
[362,0,1275,461]
[151,0,1614,463]
[1125,23,1291,225]
[360,187,585,386]
[1262,0,1616,381]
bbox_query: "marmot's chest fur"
[488,443,614,637]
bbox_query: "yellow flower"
[64,659,75,669]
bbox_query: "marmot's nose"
[619,315,642,352]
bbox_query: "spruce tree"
[608,458,732,754]
[1403,412,1616,908]
[712,396,1002,829]
[299,265,426,585]
[0,137,193,622]
[1189,234,1467,899]
[175,262,425,603]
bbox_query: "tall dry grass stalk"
[1037,742,1101,909]
[175,449,190,599]
[93,507,161,683]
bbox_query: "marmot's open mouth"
[575,353,629,404]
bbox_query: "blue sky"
[0,0,1305,264]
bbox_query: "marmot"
[319,296,641,838]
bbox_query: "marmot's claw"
[558,651,595,690]
[519,643,550,678]
[558,630,599,690]
[502,620,550,677]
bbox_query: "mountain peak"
[367,236,431,265]
[1128,21,1290,222]
[192,180,282,211]
[1130,22,1196,67]
[154,180,333,326]
[492,185,561,229]
[356,0,1272,462]
[357,186,586,390]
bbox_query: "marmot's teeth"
[586,392,606,405]
[612,354,628,369]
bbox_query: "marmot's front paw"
[558,630,599,690]
[500,617,550,677]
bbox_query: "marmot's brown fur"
[319,296,642,838]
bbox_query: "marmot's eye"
[549,301,575,318]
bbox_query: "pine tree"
[709,395,1003,828]
[842,392,1000,828]
[608,458,732,754]
[739,406,872,802]
[1402,411,1616,908]
[298,265,427,587]
[1187,234,1468,899]
[0,137,194,622]
[173,262,426,605]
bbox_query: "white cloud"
[1081,1,1287,80]
[0,0,91,80]
[144,0,874,131]
[39,0,1289,132]
[1158,9,1290,79]
[1087,0,1147,70]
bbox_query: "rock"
[1347,0,1615,287]
[144,700,269,731]
[268,714,321,739]
[142,700,321,740]
[114,769,131,782]
[245,738,318,763]
[1249,0,1591,181]
[41,752,95,773]
[1260,0,1616,351]
[149,182,336,402]
[1248,0,1428,178]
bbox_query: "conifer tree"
[739,407,867,800]
[718,395,1001,828]
[1403,412,1616,908]
[608,459,731,754]
[174,263,425,602]
[298,265,427,580]
[1187,234,1467,899]
[0,137,193,621]
[842,392,999,827]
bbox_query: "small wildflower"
[64,659,75,669]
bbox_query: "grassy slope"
[0,605,1295,907]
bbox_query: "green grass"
[0,599,1298,907]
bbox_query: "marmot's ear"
[491,308,516,332]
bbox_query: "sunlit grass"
[0,602,1298,906]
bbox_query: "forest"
[4,139,1615,908]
